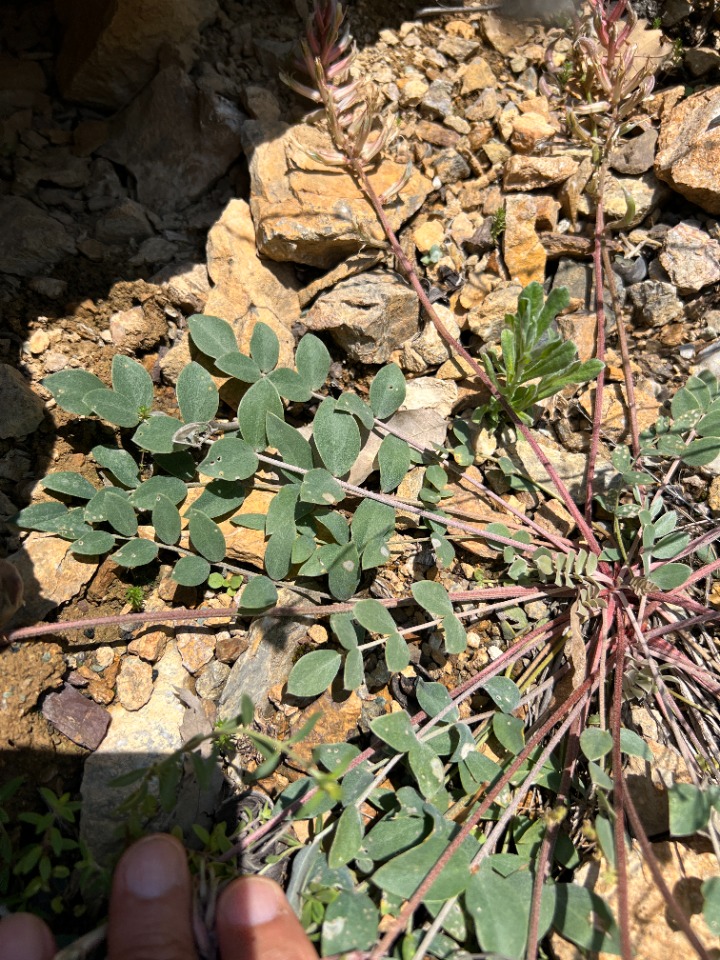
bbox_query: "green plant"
[470,282,604,429]
[124,585,144,611]
[208,571,243,598]
[490,205,506,243]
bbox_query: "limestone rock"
[510,112,555,154]
[176,627,215,674]
[655,86,720,214]
[610,127,658,175]
[401,305,460,374]
[100,61,244,214]
[219,590,316,717]
[0,196,75,277]
[504,195,546,285]
[627,280,684,327]
[467,280,523,343]
[7,534,96,627]
[401,377,457,419]
[0,364,45,439]
[56,0,218,109]
[243,120,432,268]
[460,57,495,96]
[222,489,274,568]
[94,199,154,245]
[504,436,612,502]
[503,155,578,191]
[109,305,166,351]
[196,660,231,701]
[116,656,153,711]
[153,261,210,314]
[413,219,445,253]
[346,408,448,487]
[659,221,720,294]
[304,272,419,365]
[602,171,667,228]
[579,383,661,443]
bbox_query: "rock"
[655,86,720,214]
[196,660,231,701]
[15,148,90,192]
[0,364,45,438]
[94,199,154,245]
[7,534,96,627]
[42,683,111,751]
[109,305,166,350]
[438,35,479,61]
[467,280,523,343]
[431,149,471,185]
[346,408,448,487]
[56,0,218,109]
[100,61,244,214]
[215,632,248,664]
[685,47,720,77]
[659,221,720,294]
[116,656,154,711]
[401,378,457,419]
[503,155,579,191]
[552,258,625,322]
[420,79,455,119]
[128,626,172,662]
[579,383,661,443]
[153,260,210,314]
[625,737,691,838]
[627,280,684,327]
[602,171,667,228]
[0,196,75,276]
[504,436,612,502]
[222,489,274,568]
[555,313,597,364]
[0,642,64,719]
[80,642,201,864]
[400,78,429,105]
[550,841,720,960]
[414,220,445,253]
[304,272,419,365]
[218,590,316,717]
[460,57,495,96]
[285,691,364,769]
[479,12,533,55]
[503,196,546,285]
[243,120,431,269]
[465,88,498,123]
[444,466,517,560]
[510,113,555,154]
[176,627,215,674]
[610,127,658,175]
[401,305,460,374]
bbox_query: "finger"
[216,876,318,960]
[0,912,55,960]
[108,833,196,960]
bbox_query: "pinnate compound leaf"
[152,495,182,545]
[249,321,280,373]
[353,598,396,635]
[267,367,311,402]
[214,350,261,383]
[238,378,283,449]
[43,370,105,415]
[369,712,417,753]
[91,445,140,488]
[112,355,153,409]
[85,388,140,428]
[111,538,159,568]
[668,783,711,837]
[647,562,691,591]
[385,631,410,672]
[411,581,453,618]
[483,677,521,713]
[238,575,278,611]
[408,742,444,798]
[328,806,364,869]
[172,555,211,587]
[71,530,117,556]
[300,468,344,505]
[378,433,412,492]
[579,728,613,761]
[313,397,361,478]
[187,314,237,359]
[287,651,342,697]
[42,472,97,500]
[369,363,406,419]
[188,510,226,562]
[133,414,184,454]
[176,362,219,424]
[198,437,258,481]
[321,891,378,956]
[343,647,364,691]
[85,490,137,536]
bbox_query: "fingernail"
[221,877,285,927]
[117,834,187,900]
[0,913,54,960]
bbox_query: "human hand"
[0,833,319,960]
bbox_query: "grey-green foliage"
[20,317,416,611]
[469,281,604,431]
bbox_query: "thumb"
[216,876,318,960]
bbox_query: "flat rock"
[94,199,154,245]
[0,196,76,276]
[304,271,419,365]
[504,436,612,502]
[401,377,457,419]
[196,660,231,701]
[467,280,523,343]
[219,590,316,717]
[503,195,546,285]
[579,383,661,443]
[176,627,215,674]
[116,656,154,710]
[7,533,96,627]
[100,61,245,214]
[627,280,684,327]
[242,120,432,268]
[43,683,111,750]
[80,642,199,864]
[503,155,578,191]
[56,0,218,109]
[659,221,720,294]
[401,305,460,374]
[0,364,45,439]
[601,171,667,228]
[655,86,720,214]
[460,57,495,96]
[221,489,274,569]
[610,127,658,175]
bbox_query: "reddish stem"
[585,167,607,524]
[611,613,632,960]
